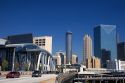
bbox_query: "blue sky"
[0,0,125,63]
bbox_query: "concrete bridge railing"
[56,72,77,83]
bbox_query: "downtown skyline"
[0,0,125,63]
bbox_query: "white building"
[72,54,78,64]
[33,36,52,53]
[53,51,78,65]
[53,55,61,66]
[0,38,7,45]
[83,35,92,64]
[55,52,66,65]
[107,59,125,70]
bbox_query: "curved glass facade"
[0,43,55,71]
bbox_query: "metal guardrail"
[74,72,125,83]
[74,77,125,80]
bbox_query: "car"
[6,71,20,78]
[32,70,42,77]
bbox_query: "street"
[0,74,57,83]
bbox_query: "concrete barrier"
[56,72,77,83]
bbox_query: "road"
[0,74,57,83]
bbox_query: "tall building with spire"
[83,34,93,65]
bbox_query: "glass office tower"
[94,25,117,67]
[66,31,72,64]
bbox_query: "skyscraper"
[94,24,117,67]
[117,42,125,61]
[83,34,92,65]
[66,31,72,64]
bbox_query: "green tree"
[24,63,29,71]
[2,59,8,71]
[15,62,19,71]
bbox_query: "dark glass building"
[94,25,117,67]
[117,42,125,61]
[59,52,65,65]
[7,33,33,44]
[66,31,72,64]
[101,49,111,68]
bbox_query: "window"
[39,39,42,41]
[42,39,45,43]
[35,42,38,44]
[42,44,45,46]
[39,42,42,43]
[35,39,38,41]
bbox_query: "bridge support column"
[45,55,47,71]
[12,48,15,71]
[36,52,42,70]
[116,80,117,83]
[42,54,44,71]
